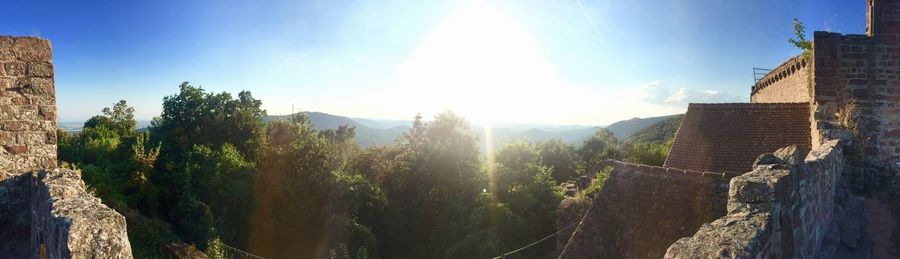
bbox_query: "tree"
[577,128,622,171]
[789,18,812,51]
[57,101,172,257]
[624,140,671,166]
[537,140,580,182]
[249,114,378,259]
[148,82,265,250]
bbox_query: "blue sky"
[2,0,864,125]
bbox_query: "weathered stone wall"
[31,169,133,258]
[0,35,58,258]
[0,35,133,258]
[752,55,812,103]
[0,173,33,257]
[556,197,590,252]
[0,36,56,176]
[665,140,844,259]
[557,161,738,259]
[811,0,900,163]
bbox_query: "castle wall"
[811,0,900,163]
[0,36,56,176]
[665,140,844,259]
[31,169,133,258]
[751,56,812,103]
[557,161,737,259]
[0,35,132,258]
[0,36,57,257]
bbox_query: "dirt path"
[864,197,898,258]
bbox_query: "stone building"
[557,0,900,258]
[0,36,132,258]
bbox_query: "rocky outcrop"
[30,169,133,258]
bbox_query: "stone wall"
[752,55,812,103]
[31,169,133,258]
[0,36,57,175]
[0,35,133,258]
[557,161,738,259]
[0,35,58,258]
[811,0,900,163]
[664,140,844,259]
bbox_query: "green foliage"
[441,140,564,258]
[368,112,485,258]
[582,166,612,197]
[57,100,175,256]
[577,128,621,171]
[624,140,672,166]
[151,82,265,161]
[58,82,682,259]
[789,18,812,51]
[250,114,383,258]
[537,139,580,182]
[621,115,679,166]
[625,115,682,145]
[149,82,265,250]
[121,208,180,259]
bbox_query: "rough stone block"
[729,167,791,205]
[0,120,28,131]
[3,62,24,76]
[31,169,133,258]
[16,77,53,96]
[2,144,27,154]
[10,37,51,62]
[25,62,52,78]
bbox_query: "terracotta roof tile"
[663,103,811,173]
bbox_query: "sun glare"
[392,1,563,124]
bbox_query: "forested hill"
[624,114,685,144]
[605,114,682,140]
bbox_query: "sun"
[391,0,564,124]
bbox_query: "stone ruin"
[556,0,900,258]
[0,36,132,258]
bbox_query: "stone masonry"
[557,161,738,259]
[558,1,900,258]
[665,141,844,258]
[0,36,132,258]
[810,0,900,163]
[0,36,56,174]
[751,55,812,103]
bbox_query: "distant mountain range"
[263,112,682,148]
[59,112,681,149]
[264,112,410,147]
[58,120,153,133]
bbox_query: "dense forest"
[57,82,679,258]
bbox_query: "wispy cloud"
[574,0,604,42]
[632,81,741,106]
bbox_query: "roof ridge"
[687,102,810,110]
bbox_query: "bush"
[582,166,612,197]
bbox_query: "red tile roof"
[663,103,811,173]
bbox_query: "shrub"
[582,166,612,197]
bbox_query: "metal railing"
[753,67,772,83]
[220,243,265,259]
